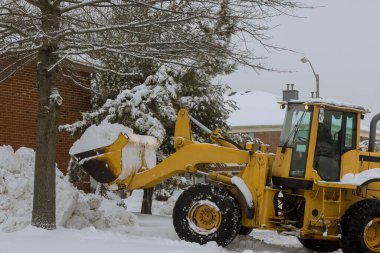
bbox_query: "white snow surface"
[0,145,137,233]
[1,147,341,253]
[69,120,134,155]
[339,168,380,185]
[231,176,253,208]
[303,98,367,111]
[69,119,159,155]
[227,91,285,127]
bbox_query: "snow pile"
[70,120,159,183]
[65,195,137,233]
[56,171,80,227]
[0,146,35,232]
[0,145,79,232]
[0,145,137,233]
[69,120,134,155]
[340,168,380,185]
[154,196,178,216]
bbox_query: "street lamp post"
[301,57,320,98]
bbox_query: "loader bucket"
[71,133,129,184]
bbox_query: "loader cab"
[272,100,366,189]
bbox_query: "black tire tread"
[340,199,380,253]
[172,184,242,246]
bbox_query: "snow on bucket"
[70,120,159,186]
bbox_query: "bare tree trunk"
[31,4,61,229]
[141,188,153,214]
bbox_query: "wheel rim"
[188,200,221,234]
[364,218,380,252]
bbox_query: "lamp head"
[301,57,308,63]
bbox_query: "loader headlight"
[304,105,309,111]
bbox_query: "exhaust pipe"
[368,113,380,152]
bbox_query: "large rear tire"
[173,184,242,246]
[298,238,340,252]
[340,200,380,253]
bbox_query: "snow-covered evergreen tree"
[61,63,236,159]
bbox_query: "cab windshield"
[279,104,313,178]
[279,104,312,149]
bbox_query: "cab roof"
[279,98,369,114]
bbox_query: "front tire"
[298,238,340,252]
[340,200,380,253]
[173,184,242,246]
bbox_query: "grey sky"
[218,0,380,126]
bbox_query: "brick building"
[0,63,91,176]
[227,90,285,153]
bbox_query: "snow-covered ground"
[0,145,342,253]
[0,189,312,253]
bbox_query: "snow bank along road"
[0,146,341,253]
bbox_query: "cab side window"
[344,113,357,151]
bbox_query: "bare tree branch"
[60,0,109,13]
[24,0,41,8]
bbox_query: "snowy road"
[130,213,312,253]
[125,190,340,253]
[133,213,333,253]
[0,213,310,253]
[0,224,224,253]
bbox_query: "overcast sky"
[218,0,380,126]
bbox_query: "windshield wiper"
[281,112,306,153]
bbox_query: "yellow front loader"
[72,101,380,253]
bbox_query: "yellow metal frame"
[120,108,274,228]
[126,143,250,189]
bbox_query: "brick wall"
[254,131,281,153]
[0,63,91,178]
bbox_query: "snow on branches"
[0,0,304,84]
[60,64,182,142]
[60,63,235,158]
